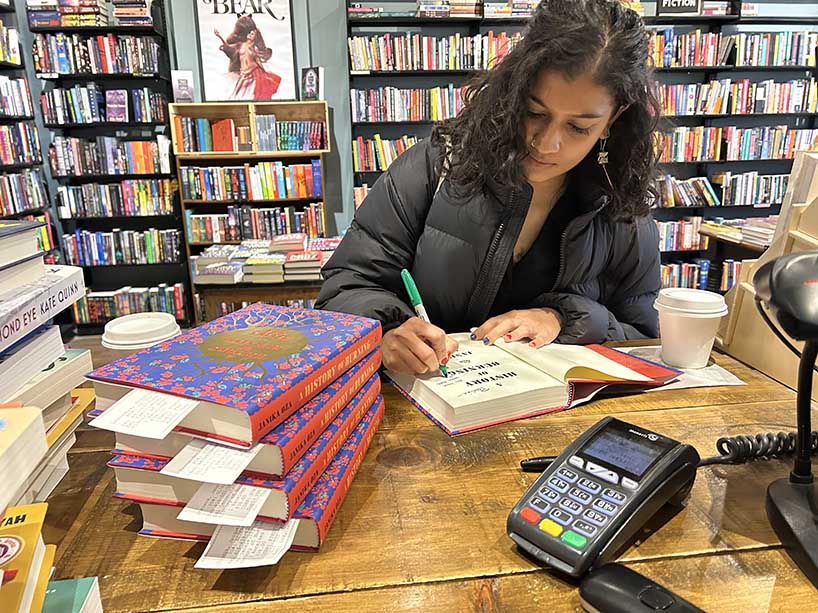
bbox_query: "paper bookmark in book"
[194,519,299,569]
[160,438,262,485]
[177,482,270,527]
[89,389,198,439]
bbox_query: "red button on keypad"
[520,507,541,524]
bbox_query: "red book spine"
[283,378,381,519]
[314,399,383,547]
[279,350,381,475]
[249,325,382,442]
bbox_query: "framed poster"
[193,0,297,101]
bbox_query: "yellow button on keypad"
[538,518,563,537]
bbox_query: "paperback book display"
[352,134,419,172]
[0,22,20,66]
[0,220,90,521]
[718,171,788,208]
[185,202,327,243]
[48,135,172,177]
[27,0,111,28]
[350,85,464,122]
[87,304,384,569]
[180,161,323,202]
[656,217,709,252]
[660,126,818,163]
[348,31,523,72]
[0,123,42,166]
[61,228,182,266]
[0,169,49,215]
[72,282,187,325]
[657,78,818,116]
[56,178,176,218]
[41,84,167,125]
[32,33,162,77]
[0,76,33,119]
[661,259,710,290]
[655,175,720,208]
[173,116,327,153]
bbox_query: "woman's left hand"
[472,308,563,348]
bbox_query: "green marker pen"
[400,268,448,378]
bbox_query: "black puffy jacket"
[317,140,661,344]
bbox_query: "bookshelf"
[0,0,58,258]
[168,101,330,324]
[32,1,192,333]
[345,2,818,292]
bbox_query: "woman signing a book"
[317,0,662,375]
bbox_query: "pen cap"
[400,268,422,307]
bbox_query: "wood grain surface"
[49,338,814,612]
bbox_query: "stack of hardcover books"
[0,220,89,513]
[87,303,384,568]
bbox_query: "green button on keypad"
[561,530,587,549]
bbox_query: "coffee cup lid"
[101,312,180,348]
[654,288,727,314]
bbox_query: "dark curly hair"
[431,0,661,220]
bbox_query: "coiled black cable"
[699,430,818,466]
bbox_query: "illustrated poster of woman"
[195,0,297,101]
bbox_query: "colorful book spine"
[87,303,383,445]
[352,134,420,172]
[56,179,175,218]
[32,33,160,76]
[292,398,384,550]
[180,163,322,201]
[61,228,181,266]
[72,282,188,325]
[350,85,464,122]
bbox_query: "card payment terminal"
[507,417,700,578]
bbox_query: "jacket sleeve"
[527,216,661,344]
[316,142,438,332]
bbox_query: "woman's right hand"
[382,317,458,375]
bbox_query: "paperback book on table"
[86,304,382,447]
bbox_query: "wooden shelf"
[699,226,767,253]
[189,241,241,247]
[175,149,329,160]
[183,197,323,205]
[194,280,322,289]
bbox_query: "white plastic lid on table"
[101,312,181,350]
[654,288,728,317]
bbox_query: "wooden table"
[54,338,818,612]
[195,283,322,323]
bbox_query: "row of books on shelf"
[350,85,464,123]
[61,227,182,267]
[28,0,111,28]
[0,23,20,66]
[649,29,817,69]
[721,171,788,208]
[656,216,709,252]
[47,134,171,177]
[41,83,167,125]
[349,1,536,19]
[347,31,522,72]
[657,77,818,116]
[659,126,818,163]
[204,297,316,319]
[656,175,721,209]
[111,0,154,27]
[72,282,188,325]
[173,115,327,154]
[185,202,328,244]
[0,76,33,118]
[0,123,41,166]
[32,33,161,76]
[180,160,323,202]
[721,259,742,291]
[661,258,710,290]
[56,178,176,219]
[86,304,382,569]
[702,214,777,249]
[353,183,370,209]
[0,168,48,215]
[353,134,420,172]
[25,211,57,253]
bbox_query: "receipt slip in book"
[387,333,680,435]
[132,399,384,551]
[111,350,382,479]
[108,374,382,523]
[86,304,382,447]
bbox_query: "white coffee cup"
[654,288,728,369]
[101,312,181,355]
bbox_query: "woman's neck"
[529,174,567,210]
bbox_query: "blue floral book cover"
[87,303,381,445]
